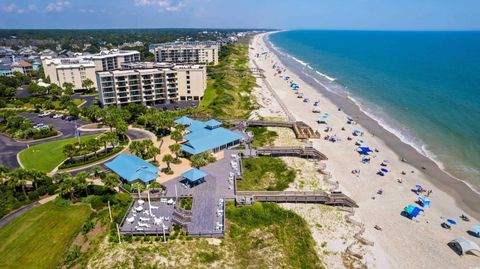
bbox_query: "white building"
[96,62,207,106]
[41,56,97,89]
[152,41,219,65]
[84,49,141,71]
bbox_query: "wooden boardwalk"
[255,146,328,160]
[231,120,321,139]
[236,191,357,208]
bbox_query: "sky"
[1,0,480,30]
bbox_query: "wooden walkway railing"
[236,190,357,207]
[256,146,328,160]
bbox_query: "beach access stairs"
[235,191,357,208]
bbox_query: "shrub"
[84,195,105,210]
[54,197,71,207]
[46,184,57,195]
[64,245,81,263]
[36,186,47,196]
[27,191,40,201]
[82,220,95,234]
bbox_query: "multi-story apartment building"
[41,56,96,89]
[152,41,219,65]
[97,62,206,106]
[41,50,140,89]
[84,49,140,71]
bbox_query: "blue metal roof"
[181,168,208,182]
[180,119,242,155]
[175,116,193,126]
[205,119,222,128]
[105,154,159,183]
[186,120,207,132]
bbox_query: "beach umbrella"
[447,219,457,225]
[381,168,389,173]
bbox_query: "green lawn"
[238,157,296,191]
[0,202,91,269]
[18,134,99,172]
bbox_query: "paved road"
[0,113,102,170]
[73,93,96,108]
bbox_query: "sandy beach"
[249,32,480,268]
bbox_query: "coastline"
[250,31,480,268]
[263,31,480,220]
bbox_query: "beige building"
[84,49,140,71]
[152,41,219,65]
[97,62,206,106]
[11,60,33,75]
[41,50,140,90]
[41,56,96,89]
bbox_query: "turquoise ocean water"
[268,30,480,189]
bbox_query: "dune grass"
[18,134,99,172]
[247,126,278,148]
[238,157,297,191]
[0,202,91,269]
[226,201,323,268]
[198,42,257,119]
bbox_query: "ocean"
[268,30,480,189]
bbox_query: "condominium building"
[41,56,96,89]
[152,41,219,65]
[41,49,140,90]
[97,62,207,106]
[84,49,140,71]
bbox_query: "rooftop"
[105,154,159,183]
[182,168,208,182]
[180,119,242,155]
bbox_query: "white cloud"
[2,3,37,14]
[45,1,71,13]
[134,0,186,12]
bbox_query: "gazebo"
[181,168,208,187]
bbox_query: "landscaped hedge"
[59,147,123,170]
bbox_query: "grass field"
[0,202,91,269]
[18,134,99,172]
[198,42,257,119]
[238,157,297,191]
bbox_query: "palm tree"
[148,181,162,193]
[81,79,94,92]
[148,146,160,162]
[170,130,182,144]
[103,173,119,191]
[131,181,145,194]
[169,143,181,160]
[75,171,90,195]
[63,144,77,163]
[129,141,144,158]
[162,154,174,172]
[62,82,75,96]
[58,177,78,200]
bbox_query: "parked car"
[38,112,51,118]
[65,116,77,121]
[53,114,63,119]
[33,123,45,129]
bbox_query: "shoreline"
[250,32,480,268]
[262,32,480,221]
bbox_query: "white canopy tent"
[449,237,480,256]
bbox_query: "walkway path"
[0,194,58,228]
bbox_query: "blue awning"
[182,168,208,182]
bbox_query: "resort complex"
[1,12,480,267]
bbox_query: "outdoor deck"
[255,146,328,160]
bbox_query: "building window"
[187,90,191,94]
